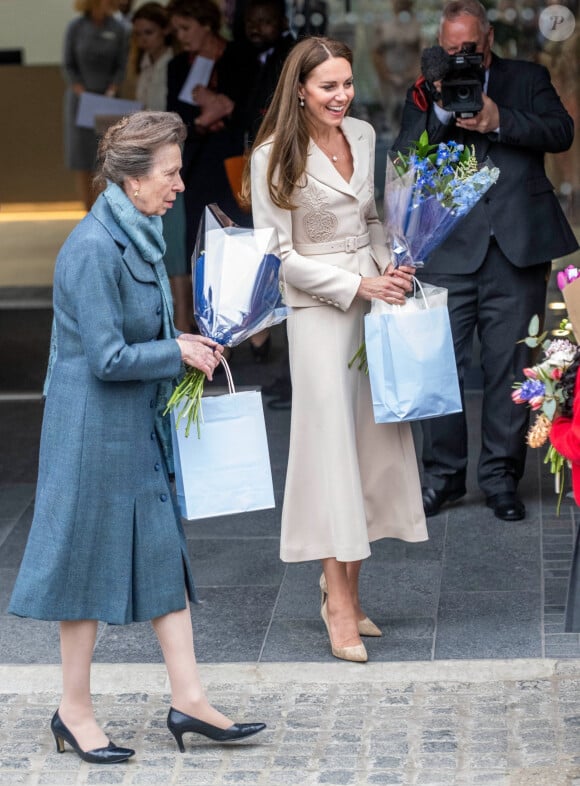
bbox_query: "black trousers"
[418,240,549,498]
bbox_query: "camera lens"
[456,86,472,101]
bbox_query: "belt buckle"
[345,236,357,253]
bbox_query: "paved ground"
[2,233,580,783]
[2,660,580,785]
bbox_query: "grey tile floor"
[1,289,580,665]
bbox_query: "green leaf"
[524,337,539,348]
[418,130,429,148]
[528,314,540,337]
[543,398,557,419]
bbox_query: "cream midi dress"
[251,117,428,562]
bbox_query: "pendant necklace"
[316,137,341,163]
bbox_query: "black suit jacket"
[245,33,296,145]
[391,54,578,273]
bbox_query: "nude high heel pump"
[319,574,382,637]
[320,598,368,662]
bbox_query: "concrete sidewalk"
[2,660,580,785]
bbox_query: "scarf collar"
[102,181,166,264]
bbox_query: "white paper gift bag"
[171,360,275,520]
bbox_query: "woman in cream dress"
[244,37,427,662]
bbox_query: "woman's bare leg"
[152,602,233,728]
[321,558,362,649]
[58,620,109,751]
[345,560,365,620]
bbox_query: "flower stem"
[164,367,206,438]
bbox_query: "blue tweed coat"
[9,194,196,624]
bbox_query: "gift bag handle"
[412,276,430,309]
[219,355,236,394]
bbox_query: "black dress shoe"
[50,711,135,764]
[486,492,525,521]
[422,486,466,517]
[167,707,266,752]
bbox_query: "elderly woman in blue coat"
[9,111,265,764]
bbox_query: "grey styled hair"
[95,111,186,189]
[440,0,490,33]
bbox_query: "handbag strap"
[220,356,236,394]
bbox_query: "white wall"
[0,0,164,65]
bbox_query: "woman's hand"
[176,335,224,381]
[193,86,234,132]
[357,264,416,304]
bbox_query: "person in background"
[63,0,129,211]
[244,37,428,663]
[244,0,296,147]
[243,0,296,364]
[131,2,175,111]
[115,0,135,31]
[166,0,256,332]
[392,0,578,521]
[9,112,266,763]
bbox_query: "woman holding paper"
[244,37,428,663]
[9,112,265,762]
[63,0,130,210]
[166,0,255,262]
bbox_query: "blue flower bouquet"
[166,204,290,436]
[386,131,500,268]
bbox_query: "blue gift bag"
[364,284,462,423]
[171,361,275,520]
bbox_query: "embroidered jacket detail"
[301,182,339,242]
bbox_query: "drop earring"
[134,190,139,197]
[299,97,304,108]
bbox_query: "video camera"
[421,43,484,118]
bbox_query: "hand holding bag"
[364,279,462,423]
[171,359,275,519]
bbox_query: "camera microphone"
[420,46,450,84]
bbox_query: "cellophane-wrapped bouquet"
[349,132,499,373]
[386,130,500,268]
[165,204,291,436]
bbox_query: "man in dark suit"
[243,0,296,146]
[391,0,578,521]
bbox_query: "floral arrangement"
[511,313,577,511]
[165,205,290,437]
[386,130,500,267]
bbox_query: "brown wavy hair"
[240,36,353,211]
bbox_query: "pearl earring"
[299,97,304,107]
[134,190,139,197]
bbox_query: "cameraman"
[391,0,578,521]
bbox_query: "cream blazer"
[250,116,391,312]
